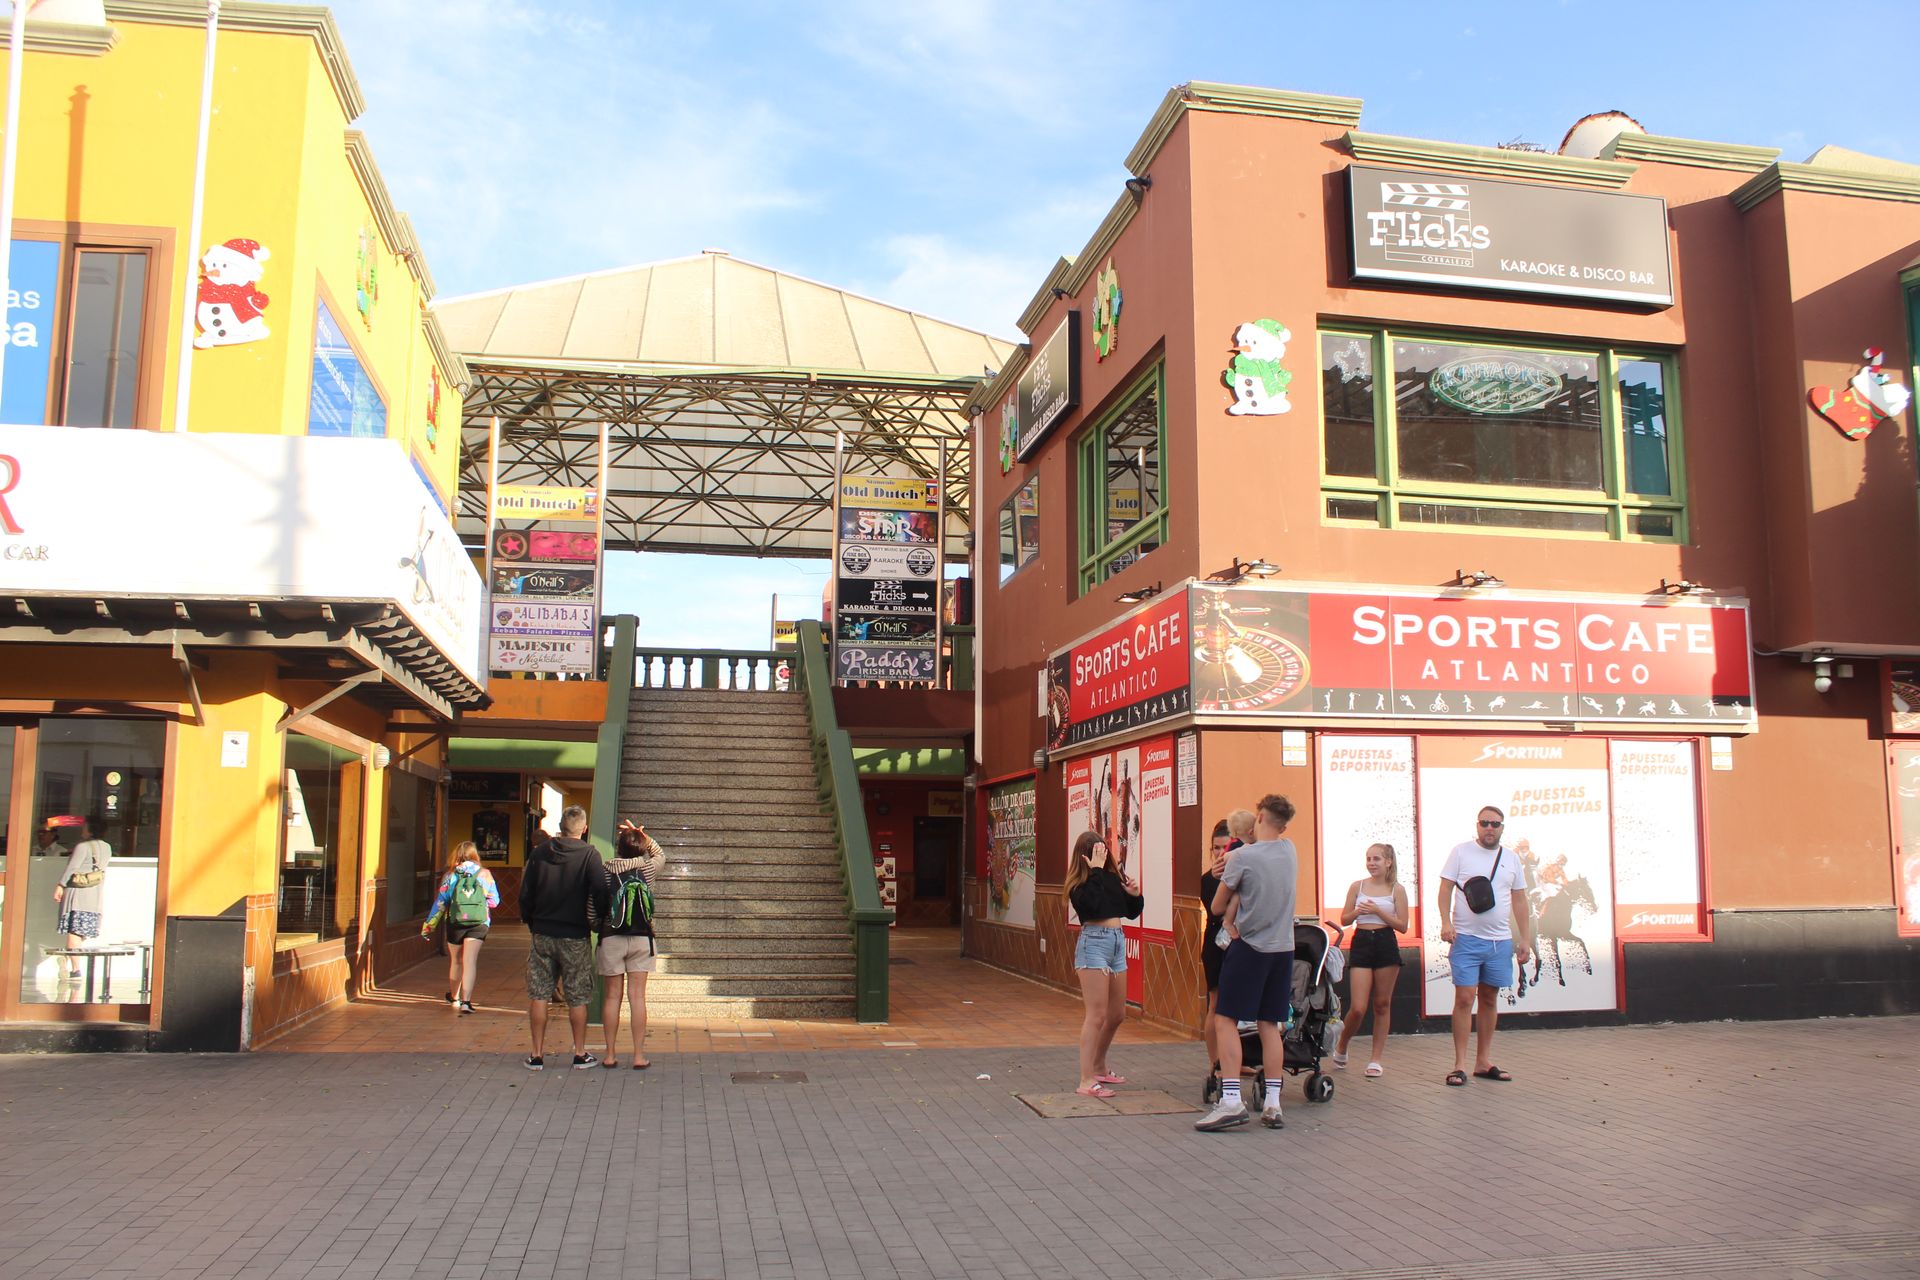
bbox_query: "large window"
[1319,330,1683,540]
[384,767,440,923]
[63,249,151,429]
[1077,364,1166,591]
[997,476,1040,583]
[279,734,361,951]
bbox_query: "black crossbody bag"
[1462,848,1504,914]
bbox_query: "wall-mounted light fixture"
[1050,285,1070,300]
[1659,578,1709,595]
[1031,745,1050,772]
[1453,568,1506,590]
[1811,651,1835,695]
[1124,175,1153,197]
[370,744,392,770]
[1207,557,1281,584]
[1116,581,1163,605]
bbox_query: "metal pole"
[484,414,499,678]
[171,0,220,432]
[594,419,608,679]
[0,0,33,414]
[934,437,947,690]
[830,429,844,687]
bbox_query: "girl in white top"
[1333,843,1409,1077]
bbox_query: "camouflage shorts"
[526,933,594,1007]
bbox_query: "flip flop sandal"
[1365,1062,1384,1077]
[601,1059,619,1069]
[1075,1084,1116,1099]
[1444,1070,1468,1087]
[1331,1052,1349,1069]
[1095,1073,1127,1085]
[1474,1066,1512,1082]
[633,1060,651,1070]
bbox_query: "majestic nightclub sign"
[1347,164,1674,306]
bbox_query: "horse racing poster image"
[1416,736,1619,1016]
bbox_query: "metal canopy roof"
[438,252,1017,558]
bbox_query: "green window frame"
[1318,328,1686,542]
[1077,363,1168,593]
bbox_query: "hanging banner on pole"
[833,470,940,684]
[486,467,603,674]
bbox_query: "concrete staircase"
[621,687,855,1018]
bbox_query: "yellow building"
[0,1,484,1048]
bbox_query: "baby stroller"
[1203,919,1346,1105]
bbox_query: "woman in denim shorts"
[1065,830,1143,1098]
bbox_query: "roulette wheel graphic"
[1192,591,1310,712]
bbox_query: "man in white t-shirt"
[1436,805,1533,1088]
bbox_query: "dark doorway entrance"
[913,816,962,925]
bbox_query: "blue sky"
[324,0,1918,649]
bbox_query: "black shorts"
[447,921,490,945]
[1203,941,1225,991]
[1348,927,1402,969]
[1214,940,1293,1024]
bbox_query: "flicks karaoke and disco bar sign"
[1347,164,1673,306]
[834,474,940,683]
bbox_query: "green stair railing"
[793,618,891,1021]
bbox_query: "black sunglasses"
[1478,819,1504,828]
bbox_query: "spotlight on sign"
[1453,568,1505,590]
[1115,581,1163,605]
[1659,578,1709,595]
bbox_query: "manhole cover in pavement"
[730,1071,808,1084]
[1017,1089,1198,1118]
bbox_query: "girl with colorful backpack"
[421,841,500,1014]
[595,818,665,1068]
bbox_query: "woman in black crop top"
[1066,830,1143,1098]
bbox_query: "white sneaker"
[1194,1099,1249,1132]
[1260,1105,1285,1129]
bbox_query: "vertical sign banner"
[1013,311,1079,461]
[1062,736,1175,1003]
[1316,735,1419,942]
[1890,745,1920,939]
[488,479,602,674]
[2,239,60,425]
[1417,736,1618,1016]
[1610,740,1707,940]
[833,473,941,683]
[985,778,1037,929]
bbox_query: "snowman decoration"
[1224,318,1292,415]
[193,237,272,348]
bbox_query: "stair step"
[657,879,844,900]
[653,953,851,976]
[622,798,825,820]
[658,861,841,881]
[630,689,805,703]
[658,900,849,923]
[647,974,854,998]
[623,775,819,795]
[643,995,855,1020]
[624,743,815,761]
[653,930,849,953]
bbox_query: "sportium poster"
[1417,736,1618,1016]
[1316,735,1418,942]
[1609,740,1706,939]
[1064,735,1176,1004]
[985,778,1037,929]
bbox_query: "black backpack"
[605,866,654,936]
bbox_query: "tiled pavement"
[1,941,1917,1279]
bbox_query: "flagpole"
[0,0,37,416]
[171,0,220,432]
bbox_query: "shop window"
[1319,330,1683,541]
[384,767,440,923]
[279,734,362,951]
[20,719,165,1007]
[1077,364,1167,591]
[62,248,151,429]
[998,476,1041,583]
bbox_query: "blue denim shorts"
[1449,934,1515,989]
[1073,923,1127,973]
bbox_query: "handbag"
[65,844,105,890]
[1461,849,1503,914]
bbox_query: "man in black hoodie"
[518,804,606,1070]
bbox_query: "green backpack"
[451,870,488,925]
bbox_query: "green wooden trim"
[1600,133,1780,172]
[1733,161,1920,211]
[1017,256,1078,338]
[1315,327,1686,543]
[588,615,638,858]
[1076,363,1168,593]
[1345,131,1636,189]
[449,737,598,772]
[23,21,118,55]
[1124,82,1364,175]
[795,619,891,1022]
